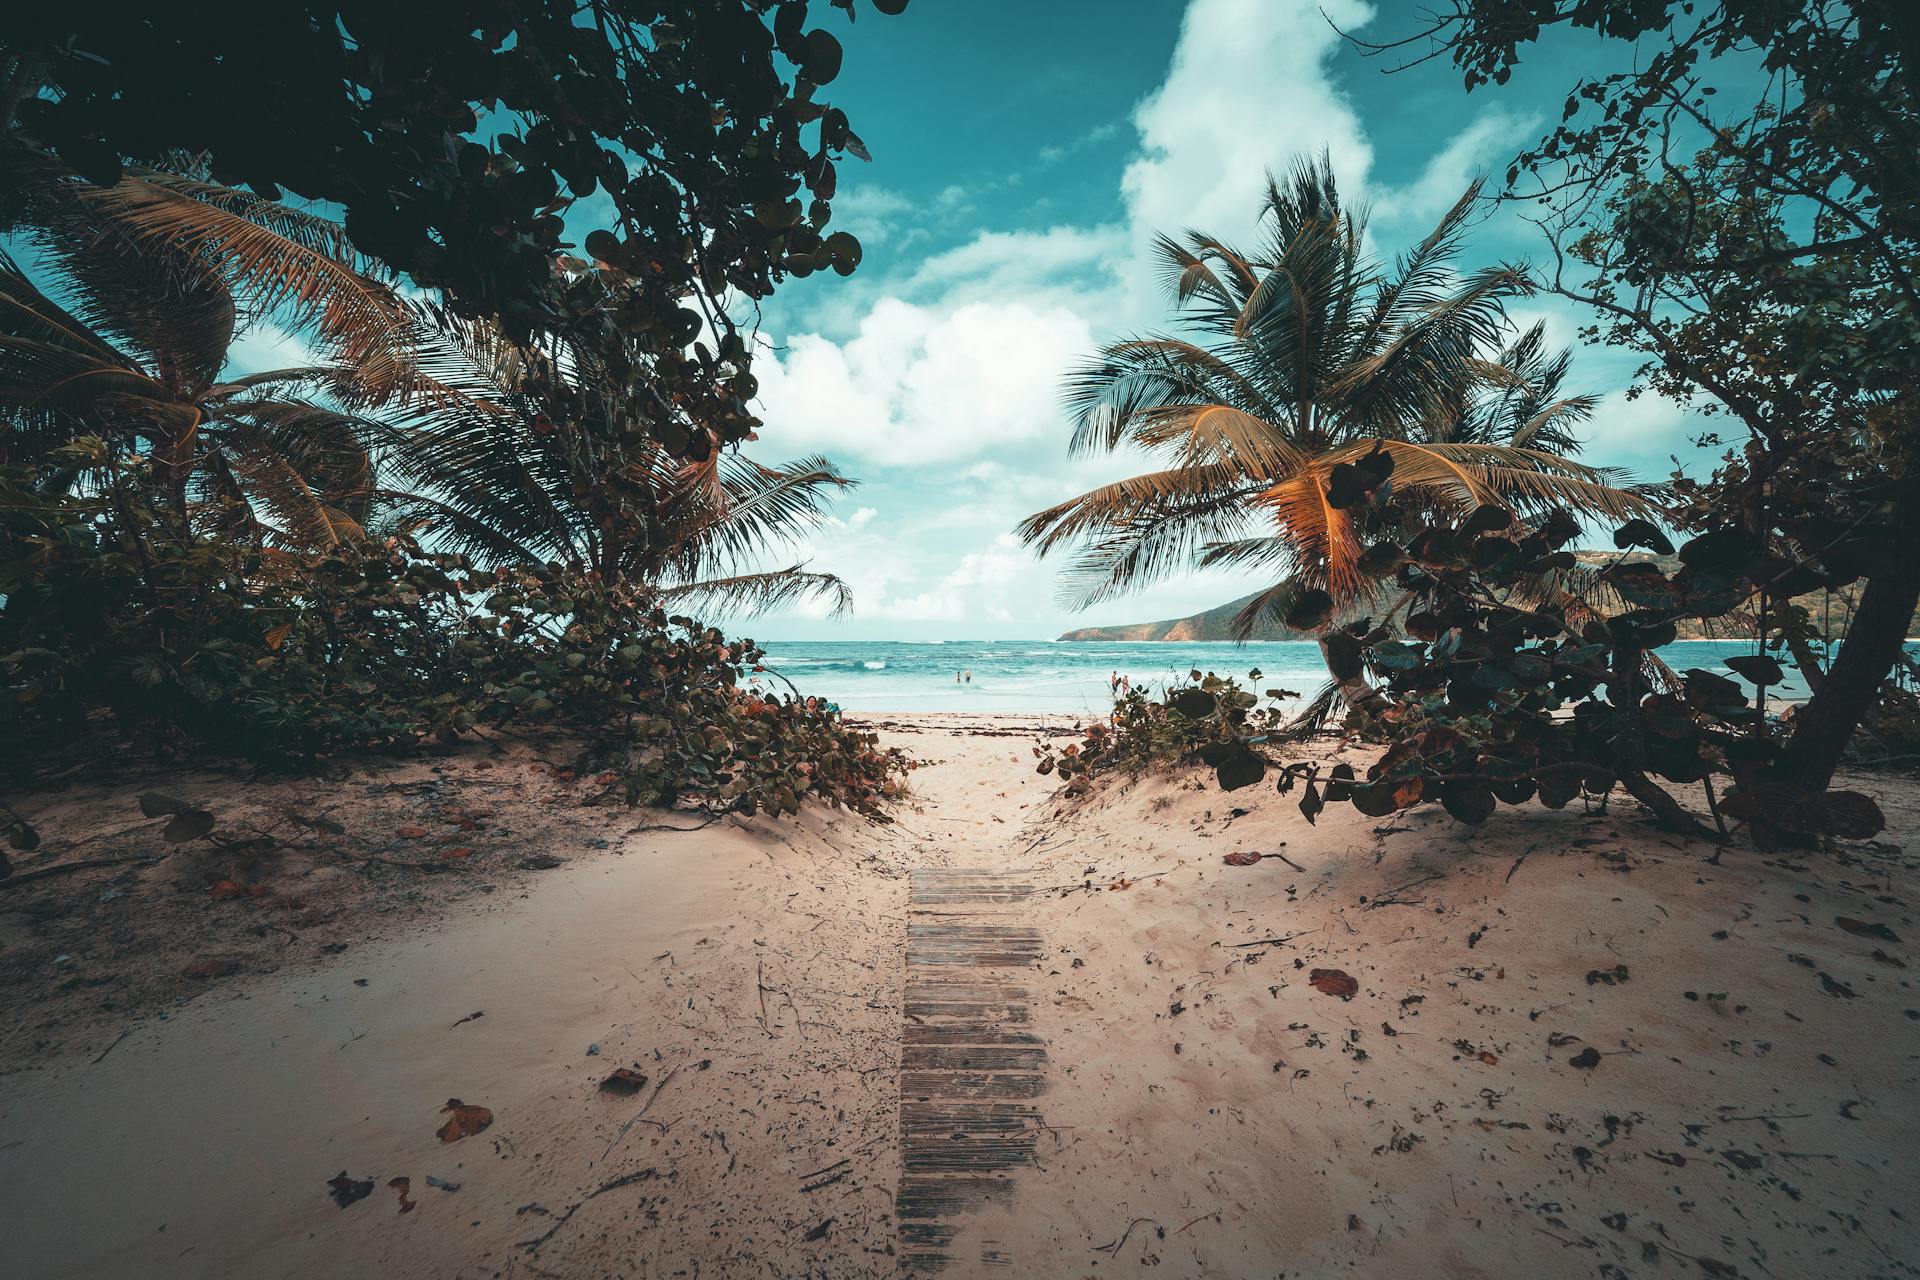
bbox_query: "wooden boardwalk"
[896,869,1048,1273]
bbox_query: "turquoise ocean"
[751,638,1888,716]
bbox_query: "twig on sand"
[1175,1208,1220,1235]
[1268,850,1306,872]
[1225,932,1306,950]
[756,957,774,1037]
[92,1029,130,1064]
[1094,1217,1158,1255]
[800,1157,851,1193]
[0,855,158,889]
[627,811,728,835]
[518,1167,659,1253]
[1505,842,1539,883]
[602,1064,682,1158]
[1363,873,1442,909]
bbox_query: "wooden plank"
[900,1069,1046,1100]
[902,1023,1042,1046]
[895,1173,1019,1219]
[904,1140,1038,1173]
[897,867,1049,1273]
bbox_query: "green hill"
[1057,592,1305,642]
[1057,558,1889,643]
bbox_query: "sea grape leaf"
[1723,654,1785,686]
[1612,517,1675,555]
[328,1172,375,1209]
[1464,504,1513,535]
[1439,781,1495,825]
[162,809,216,843]
[1212,747,1266,792]
[437,1099,494,1142]
[1309,968,1359,999]
[1167,688,1216,719]
[1284,589,1334,631]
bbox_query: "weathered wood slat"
[901,1044,1047,1072]
[900,1070,1047,1100]
[902,1023,1042,1046]
[898,868,1049,1272]
[902,990,1036,1005]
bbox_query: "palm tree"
[0,158,854,617]
[1020,157,1654,710]
[0,154,422,548]
[359,305,855,617]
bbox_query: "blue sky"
[731,0,1722,641]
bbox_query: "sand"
[1,716,1916,1278]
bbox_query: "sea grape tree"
[0,0,905,457]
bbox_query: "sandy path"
[4,715,1916,1279]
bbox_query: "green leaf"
[138,792,196,818]
[1284,589,1334,631]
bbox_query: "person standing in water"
[964,669,972,684]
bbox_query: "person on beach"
[956,670,962,683]
[1110,670,1119,694]
[964,669,972,683]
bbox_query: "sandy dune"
[1,715,1916,1278]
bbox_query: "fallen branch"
[0,855,157,889]
[602,1064,682,1158]
[1094,1217,1159,1255]
[1363,873,1443,909]
[1505,842,1539,884]
[518,1167,659,1253]
[92,1029,130,1064]
[1174,1208,1220,1235]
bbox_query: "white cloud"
[825,184,920,248]
[1118,0,1376,314]
[222,321,318,379]
[1373,106,1541,224]
[754,296,1095,468]
[1592,388,1718,461]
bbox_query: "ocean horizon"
[750,638,1878,716]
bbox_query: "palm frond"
[659,567,853,618]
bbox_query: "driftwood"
[0,855,158,889]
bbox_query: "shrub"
[1033,670,1296,795]
[0,454,909,820]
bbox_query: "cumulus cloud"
[754,296,1095,468]
[1118,0,1376,315]
[1591,389,1720,462]
[1372,106,1542,224]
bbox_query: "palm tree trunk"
[1317,635,1391,727]
[1783,628,1828,696]
[1775,541,1920,793]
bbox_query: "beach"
[1,714,1914,1277]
